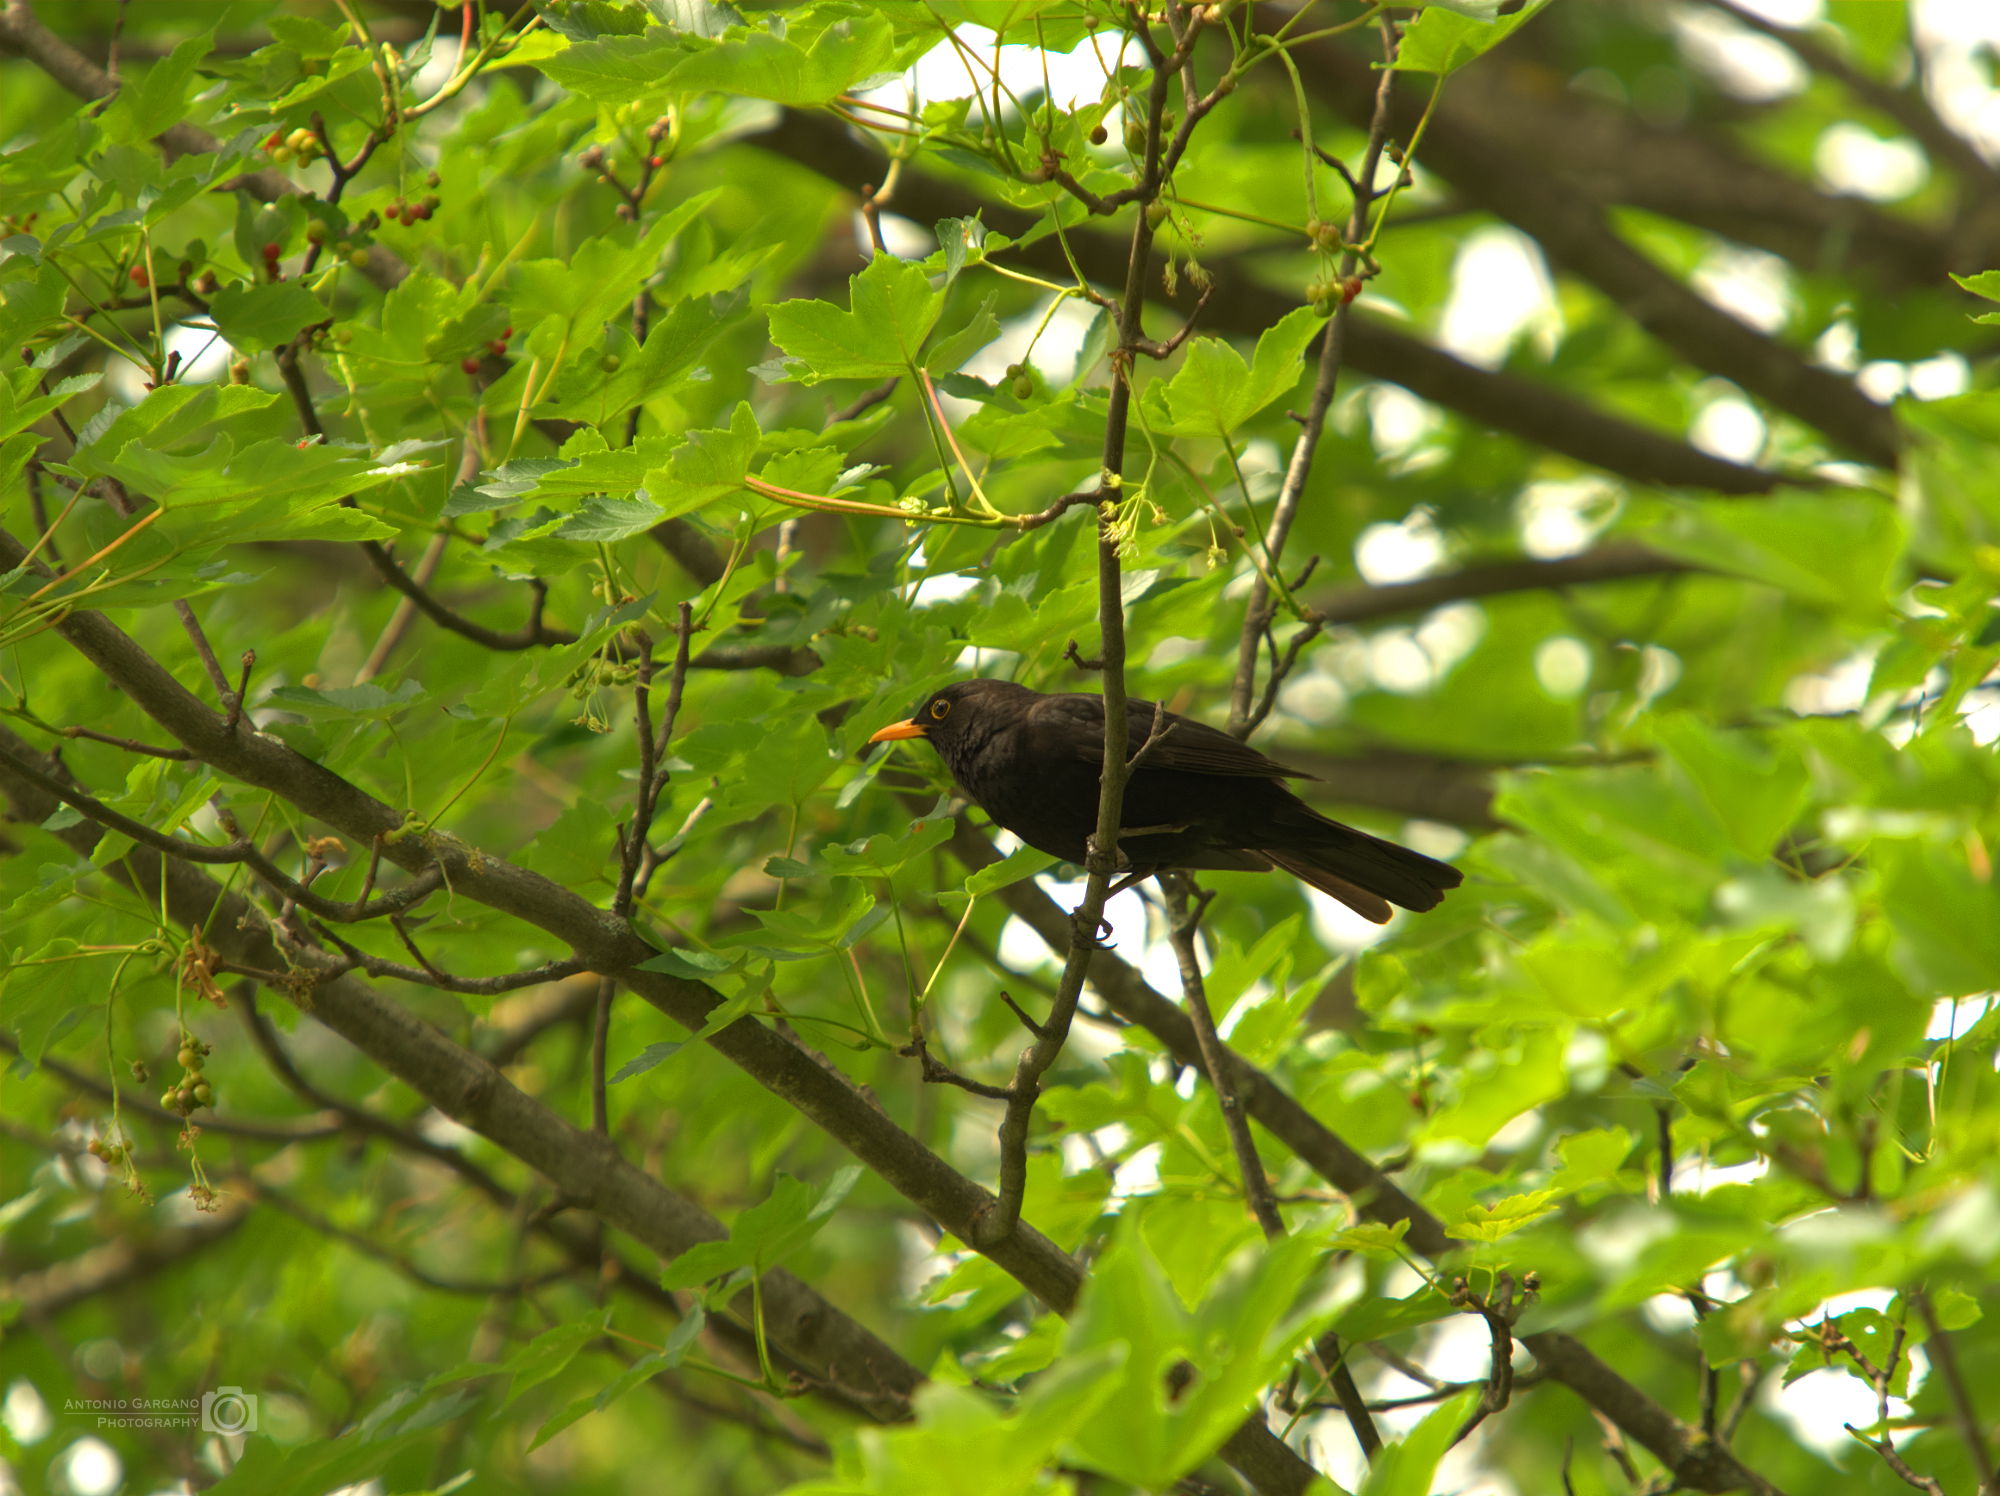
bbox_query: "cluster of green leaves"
[3,2,1999,1495]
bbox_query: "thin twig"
[973,8,1179,1250]
[1228,14,1402,739]
[1911,1285,1996,1491]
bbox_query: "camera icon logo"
[200,1387,258,1436]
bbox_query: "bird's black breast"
[937,715,1104,863]
[934,705,1298,870]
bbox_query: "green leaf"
[1929,1285,1983,1331]
[1156,306,1322,436]
[1392,0,1554,74]
[659,12,902,105]
[208,279,327,351]
[925,292,1001,373]
[529,1306,706,1450]
[1453,1188,1560,1241]
[659,1166,861,1291]
[961,844,1058,897]
[554,495,665,541]
[767,253,943,383]
[1062,1220,1347,1488]
[1646,492,1904,612]
[1359,1389,1482,1494]
[638,946,743,980]
[530,29,690,103]
[115,29,215,141]
[1872,838,2000,995]
[1949,270,2000,304]
[648,401,761,518]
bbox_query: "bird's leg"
[1068,904,1116,949]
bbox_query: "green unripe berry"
[1012,374,1034,399]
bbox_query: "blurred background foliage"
[3,1,1999,1493]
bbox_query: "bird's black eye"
[929,698,951,721]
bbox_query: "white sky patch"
[1437,226,1561,369]
[856,209,934,261]
[1740,0,1822,19]
[1814,318,1859,373]
[3,1380,51,1443]
[1281,668,1346,723]
[1354,510,1445,584]
[1928,995,1995,1041]
[1365,385,1442,459]
[52,1439,121,1496]
[102,317,236,403]
[1783,644,1876,717]
[1517,477,1621,559]
[855,23,1116,120]
[960,294,1099,386]
[1693,245,1794,335]
[1670,1153,1770,1196]
[1690,394,1767,463]
[1815,122,1930,201]
[1915,0,2000,163]
[410,37,461,98]
[1670,8,1809,101]
[1360,602,1482,694]
[1907,352,1969,401]
[1858,360,1908,402]
[1302,884,1397,952]
[1634,643,1682,712]
[1534,636,1592,698]
[1768,1346,1920,1460]
[1417,601,1485,675]
[1369,629,1437,694]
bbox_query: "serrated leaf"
[208,279,327,351]
[767,252,942,383]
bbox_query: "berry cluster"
[388,169,445,227]
[161,1034,215,1117]
[461,324,512,376]
[261,126,323,166]
[387,193,439,226]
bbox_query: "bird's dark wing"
[1031,692,1316,780]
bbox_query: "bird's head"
[867,679,1023,754]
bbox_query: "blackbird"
[869,679,1462,923]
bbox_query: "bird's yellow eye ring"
[929,699,951,721]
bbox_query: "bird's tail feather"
[1263,822,1462,923]
[1262,851,1396,924]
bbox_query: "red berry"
[460,357,481,375]
[129,266,149,286]
[261,242,281,259]
[648,155,664,169]
[501,326,513,339]
[487,339,507,355]
[1340,277,1363,305]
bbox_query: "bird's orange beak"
[868,718,927,743]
